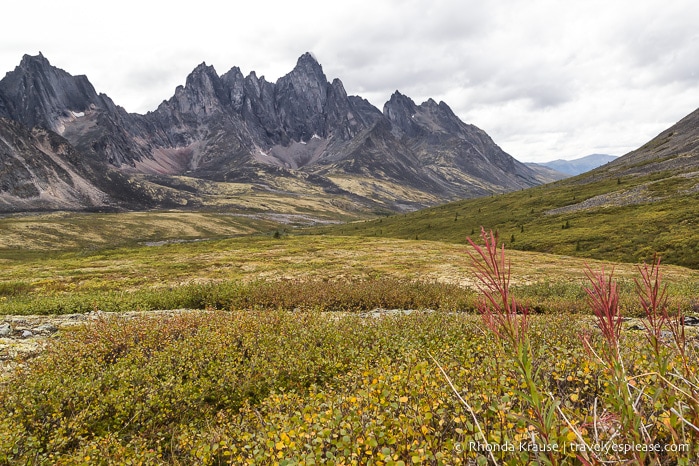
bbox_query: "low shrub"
[0,278,478,316]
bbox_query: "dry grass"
[2,235,697,295]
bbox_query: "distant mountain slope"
[313,105,699,268]
[0,117,109,211]
[0,53,557,213]
[592,108,699,177]
[524,163,568,181]
[538,154,618,176]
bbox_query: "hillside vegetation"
[310,108,699,268]
[311,170,698,267]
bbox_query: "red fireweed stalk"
[630,257,699,442]
[667,305,689,373]
[466,227,528,345]
[584,264,653,463]
[665,301,699,432]
[635,255,668,356]
[583,265,622,363]
[467,229,564,465]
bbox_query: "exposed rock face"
[0,117,109,211]
[0,54,168,171]
[0,53,111,133]
[0,52,556,212]
[275,53,329,141]
[384,91,423,138]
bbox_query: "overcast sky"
[2,0,698,163]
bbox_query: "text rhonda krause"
[465,441,689,454]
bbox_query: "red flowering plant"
[466,228,567,465]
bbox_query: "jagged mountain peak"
[383,91,476,138]
[7,53,62,83]
[14,53,90,85]
[270,53,334,141]
[387,90,414,102]
[383,91,420,137]
[184,62,221,89]
[296,52,321,67]
[284,52,328,87]
[384,91,417,111]
[220,66,246,112]
[155,61,231,123]
[18,52,51,70]
[0,53,107,132]
[418,98,467,135]
[222,65,243,79]
[190,61,215,73]
[245,70,270,88]
[329,78,348,100]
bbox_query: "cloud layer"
[2,0,698,162]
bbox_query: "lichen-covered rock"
[33,323,58,334]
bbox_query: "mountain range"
[536,154,618,176]
[0,53,557,214]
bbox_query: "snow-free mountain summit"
[0,53,555,213]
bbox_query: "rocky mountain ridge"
[0,53,554,213]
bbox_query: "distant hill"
[536,154,618,176]
[312,107,699,268]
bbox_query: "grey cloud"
[644,41,699,87]
[2,0,699,161]
[126,65,186,92]
[608,1,699,88]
